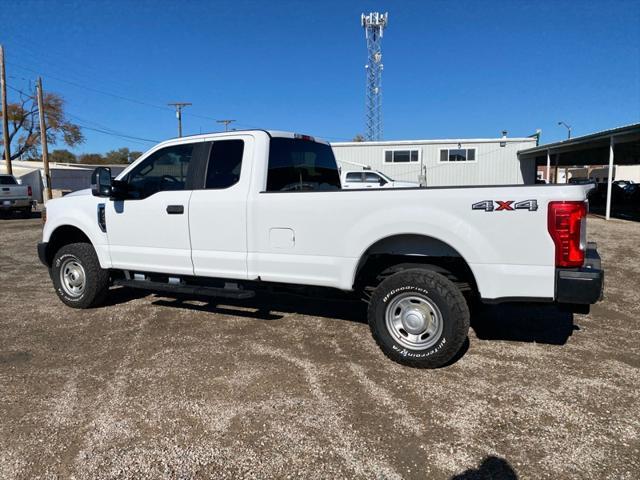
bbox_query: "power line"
[5,81,157,145]
[74,124,158,144]
[9,61,174,112]
[6,61,354,142]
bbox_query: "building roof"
[518,123,640,156]
[331,137,536,147]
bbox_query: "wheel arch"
[352,233,479,293]
[44,225,94,267]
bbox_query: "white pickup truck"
[37,130,603,368]
[341,170,419,189]
[1,174,33,217]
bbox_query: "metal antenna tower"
[361,12,388,141]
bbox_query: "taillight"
[548,201,587,267]
[28,185,32,196]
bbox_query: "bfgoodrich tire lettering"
[50,242,109,309]
[367,268,470,368]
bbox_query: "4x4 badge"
[472,199,538,212]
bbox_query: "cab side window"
[346,172,363,183]
[364,172,382,183]
[127,144,194,199]
[205,140,244,189]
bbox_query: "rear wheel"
[367,268,470,368]
[51,242,109,308]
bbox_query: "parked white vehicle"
[38,130,603,368]
[0,174,33,217]
[341,170,418,189]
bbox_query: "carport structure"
[518,123,640,219]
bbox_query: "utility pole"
[216,119,236,132]
[37,77,52,201]
[1,45,12,175]
[168,102,191,137]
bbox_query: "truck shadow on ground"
[148,289,368,324]
[132,287,578,346]
[450,455,518,479]
[471,303,578,346]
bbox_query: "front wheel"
[367,268,470,368]
[50,242,110,308]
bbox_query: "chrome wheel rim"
[59,258,86,298]
[385,292,443,350]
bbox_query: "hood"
[64,188,92,198]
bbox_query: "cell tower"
[361,12,388,141]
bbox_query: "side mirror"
[91,167,112,197]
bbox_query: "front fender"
[42,197,112,269]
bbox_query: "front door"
[105,142,198,275]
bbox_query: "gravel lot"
[0,215,638,479]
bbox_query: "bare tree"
[0,88,83,160]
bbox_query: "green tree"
[104,147,134,164]
[77,153,105,165]
[0,90,84,160]
[49,149,76,164]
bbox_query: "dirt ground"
[0,215,638,479]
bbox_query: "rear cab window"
[0,176,18,185]
[266,138,341,192]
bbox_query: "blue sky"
[2,0,639,154]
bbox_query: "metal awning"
[518,123,640,219]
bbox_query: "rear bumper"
[0,198,31,209]
[555,242,604,305]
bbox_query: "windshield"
[266,138,341,192]
[378,171,394,182]
[0,176,18,185]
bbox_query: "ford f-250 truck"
[37,130,603,368]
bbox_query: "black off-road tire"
[367,268,470,368]
[50,242,110,309]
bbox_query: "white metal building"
[331,136,538,187]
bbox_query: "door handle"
[166,205,184,214]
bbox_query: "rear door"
[105,142,203,275]
[189,135,253,279]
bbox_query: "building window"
[384,149,419,163]
[439,148,476,162]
